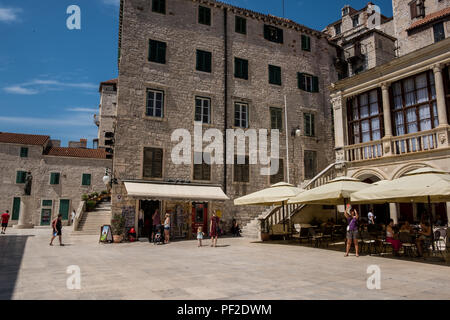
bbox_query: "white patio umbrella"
[234,182,304,233]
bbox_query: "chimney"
[80,139,87,148]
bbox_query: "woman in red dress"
[210,211,220,247]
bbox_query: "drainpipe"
[223,8,228,194]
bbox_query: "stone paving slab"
[0,227,449,300]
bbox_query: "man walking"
[1,210,10,234]
[50,214,64,246]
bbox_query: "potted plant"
[86,200,96,212]
[260,219,271,241]
[111,213,125,243]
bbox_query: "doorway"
[59,199,70,220]
[40,208,52,225]
[140,200,160,237]
[192,202,208,236]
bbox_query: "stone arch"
[351,168,387,183]
[391,162,435,179]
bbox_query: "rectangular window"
[82,173,91,186]
[152,0,165,14]
[433,22,445,43]
[270,158,284,184]
[391,71,438,138]
[198,6,211,25]
[298,73,319,92]
[143,147,163,178]
[335,23,341,35]
[270,107,283,130]
[268,65,281,85]
[234,102,249,128]
[50,172,60,185]
[16,171,27,184]
[301,34,311,51]
[20,147,28,158]
[235,16,246,34]
[304,113,315,137]
[348,89,384,144]
[148,39,166,64]
[352,15,359,28]
[410,0,425,19]
[264,25,283,43]
[195,97,211,124]
[196,49,212,73]
[42,200,52,207]
[233,155,249,183]
[304,150,317,180]
[146,89,164,117]
[193,152,211,181]
[234,57,248,80]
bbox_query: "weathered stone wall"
[0,142,112,226]
[113,0,337,228]
[98,85,117,148]
[393,0,450,57]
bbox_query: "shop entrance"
[192,202,208,237]
[140,200,160,237]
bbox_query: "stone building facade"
[112,0,338,236]
[96,79,118,152]
[0,132,112,227]
[393,0,450,57]
[330,33,450,225]
[323,2,396,78]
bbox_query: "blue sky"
[0,0,392,146]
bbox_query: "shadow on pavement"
[0,234,33,300]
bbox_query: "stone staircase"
[71,201,112,235]
[240,161,344,239]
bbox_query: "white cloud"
[67,107,98,113]
[3,86,38,95]
[101,0,120,6]
[0,7,22,23]
[3,79,97,95]
[0,114,94,127]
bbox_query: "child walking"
[197,226,204,247]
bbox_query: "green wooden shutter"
[12,197,20,220]
[59,199,70,220]
[298,73,305,90]
[153,148,163,178]
[157,41,166,64]
[304,113,310,136]
[16,171,26,184]
[242,59,248,80]
[82,174,91,186]
[311,114,315,136]
[301,35,311,51]
[50,172,60,185]
[312,76,319,92]
[20,147,28,157]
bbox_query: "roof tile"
[0,132,50,146]
[407,7,450,31]
[45,147,108,159]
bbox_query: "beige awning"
[288,176,371,205]
[124,182,229,201]
[234,182,304,206]
[350,168,450,204]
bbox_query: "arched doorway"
[353,173,389,224]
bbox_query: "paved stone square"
[0,227,449,300]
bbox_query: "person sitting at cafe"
[416,221,432,257]
[434,214,444,227]
[386,219,402,256]
[400,221,412,233]
[231,219,241,237]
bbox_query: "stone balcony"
[343,126,450,162]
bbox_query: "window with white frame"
[195,97,211,124]
[146,89,164,117]
[234,102,248,128]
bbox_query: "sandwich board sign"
[99,225,113,243]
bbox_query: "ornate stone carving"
[439,133,446,144]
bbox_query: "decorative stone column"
[331,91,346,164]
[381,83,393,156]
[433,64,448,127]
[13,196,34,229]
[433,64,450,148]
[389,203,398,225]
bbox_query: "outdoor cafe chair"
[399,232,416,258]
[292,224,309,244]
[308,228,324,248]
[432,230,445,259]
[360,230,377,255]
[380,237,393,255]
